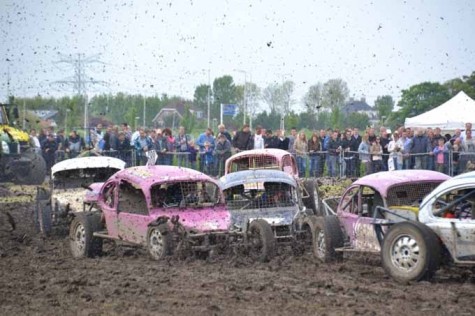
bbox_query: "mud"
[1,186,475,315]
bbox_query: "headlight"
[1,141,9,154]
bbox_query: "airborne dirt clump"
[1,185,474,315]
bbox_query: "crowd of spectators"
[28,121,475,178]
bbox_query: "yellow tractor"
[0,102,46,184]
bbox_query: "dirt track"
[1,189,475,315]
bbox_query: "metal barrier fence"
[49,149,475,178]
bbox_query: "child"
[202,141,214,175]
[433,138,447,173]
[187,140,198,170]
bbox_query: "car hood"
[53,188,88,213]
[230,207,297,229]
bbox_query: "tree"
[444,71,475,99]
[193,84,211,113]
[212,76,237,120]
[321,79,349,110]
[180,105,196,133]
[262,83,282,113]
[390,82,451,126]
[303,83,323,114]
[374,95,394,120]
[344,112,370,130]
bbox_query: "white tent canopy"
[404,91,475,130]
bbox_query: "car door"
[99,181,119,239]
[353,186,383,252]
[337,185,360,248]
[116,180,150,245]
[426,184,475,262]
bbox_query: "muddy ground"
[1,186,475,316]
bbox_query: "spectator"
[288,127,298,154]
[117,132,133,167]
[358,134,371,175]
[196,128,215,171]
[217,124,232,142]
[341,129,352,177]
[410,128,431,169]
[253,125,264,149]
[294,131,308,177]
[187,140,198,170]
[214,133,232,177]
[388,132,403,170]
[162,128,175,165]
[264,130,280,149]
[42,133,58,172]
[134,128,153,166]
[29,129,41,153]
[308,132,321,177]
[433,138,447,173]
[175,126,189,167]
[380,129,390,170]
[64,130,85,159]
[327,131,341,177]
[121,123,132,141]
[276,129,290,150]
[398,128,412,170]
[153,129,168,165]
[232,124,253,151]
[368,128,377,144]
[349,128,362,177]
[371,137,384,173]
[202,141,214,175]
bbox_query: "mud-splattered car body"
[225,149,321,215]
[35,156,125,235]
[220,169,317,250]
[374,172,475,283]
[322,170,449,253]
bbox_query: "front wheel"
[381,221,441,283]
[69,214,103,258]
[247,219,276,262]
[313,216,344,262]
[147,224,172,260]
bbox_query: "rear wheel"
[313,216,344,262]
[302,180,322,216]
[69,214,103,258]
[147,224,172,260]
[382,221,441,283]
[248,219,276,262]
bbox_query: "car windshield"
[224,181,295,210]
[386,182,444,208]
[150,181,220,208]
[53,167,120,190]
[228,156,280,174]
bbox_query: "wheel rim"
[72,222,86,256]
[249,227,263,259]
[315,228,326,260]
[149,229,165,259]
[390,234,420,272]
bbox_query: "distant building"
[30,109,59,127]
[342,97,378,124]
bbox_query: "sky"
[0,0,474,112]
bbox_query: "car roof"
[422,173,475,205]
[227,148,291,161]
[51,156,126,177]
[452,171,475,180]
[352,170,450,198]
[219,169,297,190]
[111,165,217,189]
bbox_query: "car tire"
[313,216,344,262]
[16,149,47,185]
[293,216,318,255]
[302,180,322,216]
[69,214,103,258]
[381,221,441,284]
[147,224,172,260]
[248,219,276,262]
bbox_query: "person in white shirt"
[253,126,264,149]
[29,129,41,153]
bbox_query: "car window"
[386,182,441,208]
[117,180,148,215]
[102,182,116,209]
[361,186,383,217]
[432,186,475,220]
[150,181,220,208]
[224,181,295,210]
[341,186,359,215]
[228,156,279,173]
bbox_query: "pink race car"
[70,165,276,261]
